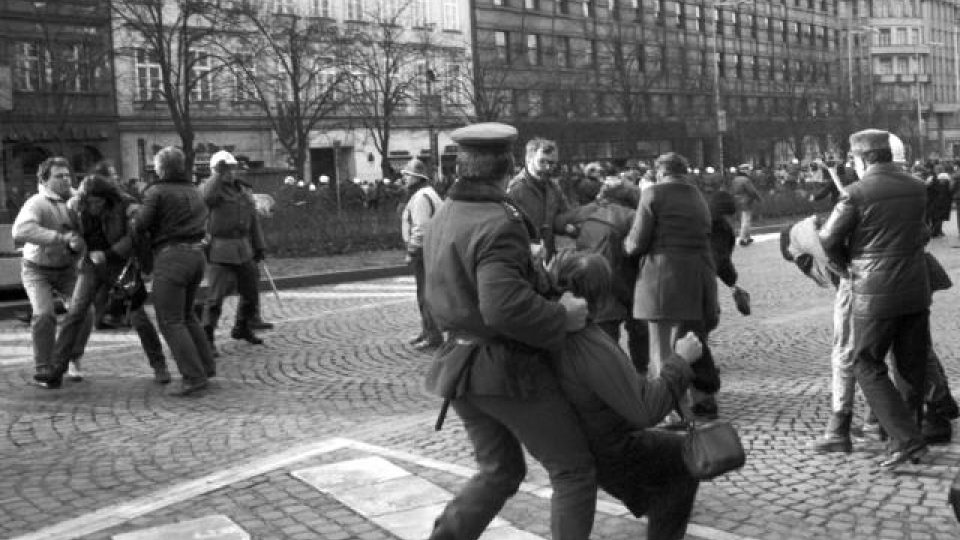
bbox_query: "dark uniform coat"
[423,180,567,399]
[200,175,265,264]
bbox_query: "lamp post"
[712,1,747,170]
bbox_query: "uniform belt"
[158,241,205,254]
[447,331,493,346]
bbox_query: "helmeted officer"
[200,151,266,352]
[423,123,596,540]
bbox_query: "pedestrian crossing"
[0,330,141,367]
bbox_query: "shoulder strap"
[425,192,436,217]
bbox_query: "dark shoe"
[153,366,172,384]
[230,327,263,345]
[167,380,208,397]
[922,415,953,445]
[930,395,960,420]
[412,339,441,351]
[408,334,426,345]
[248,319,274,331]
[879,441,928,469]
[691,398,719,420]
[32,373,62,389]
[95,321,118,331]
[807,412,853,453]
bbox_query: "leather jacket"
[819,162,931,318]
[134,174,208,251]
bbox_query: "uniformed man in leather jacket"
[200,151,266,352]
[422,123,596,540]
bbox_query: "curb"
[0,265,411,320]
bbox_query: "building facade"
[113,0,471,186]
[473,0,845,168]
[842,0,960,160]
[0,0,118,223]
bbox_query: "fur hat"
[849,129,891,155]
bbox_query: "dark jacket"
[200,173,265,264]
[422,180,567,399]
[731,174,761,211]
[563,200,636,323]
[134,174,208,251]
[506,168,571,258]
[624,179,717,322]
[70,181,135,271]
[819,162,931,318]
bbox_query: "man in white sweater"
[12,157,87,388]
[400,158,443,350]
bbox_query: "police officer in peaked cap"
[422,122,597,540]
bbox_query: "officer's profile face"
[527,149,557,178]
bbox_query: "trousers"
[21,261,90,377]
[411,252,441,342]
[429,393,597,540]
[202,260,260,331]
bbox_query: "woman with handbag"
[51,174,170,384]
[548,252,715,540]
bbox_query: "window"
[583,0,596,17]
[528,89,542,116]
[345,0,363,20]
[877,57,892,75]
[558,1,569,15]
[525,0,538,9]
[190,53,213,102]
[526,34,541,66]
[586,39,598,68]
[136,48,162,101]
[409,0,429,26]
[655,0,665,25]
[494,31,510,63]
[442,0,459,29]
[896,56,908,74]
[695,5,705,31]
[646,45,663,73]
[311,0,335,17]
[556,36,571,68]
[735,54,743,77]
[274,0,296,14]
[14,42,41,91]
[493,0,505,6]
[878,28,891,45]
[444,63,463,104]
[896,27,907,45]
[675,0,685,28]
[233,58,257,102]
[715,8,723,35]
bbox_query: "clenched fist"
[674,331,703,363]
[559,292,588,332]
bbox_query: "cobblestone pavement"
[2,222,960,539]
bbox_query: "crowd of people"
[12,148,273,396]
[8,120,958,538]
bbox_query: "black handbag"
[732,286,751,316]
[105,258,148,320]
[671,389,746,480]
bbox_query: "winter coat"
[12,183,81,268]
[507,168,571,259]
[422,180,567,400]
[200,173,265,264]
[819,162,931,318]
[624,179,717,322]
[134,173,208,252]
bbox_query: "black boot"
[922,414,953,445]
[230,325,263,345]
[807,412,853,453]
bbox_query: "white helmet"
[705,166,715,174]
[296,180,305,188]
[888,133,906,164]
[308,183,317,191]
[283,175,296,186]
[353,177,362,184]
[318,175,330,184]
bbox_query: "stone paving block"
[112,515,248,540]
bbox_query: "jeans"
[430,394,596,540]
[831,278,856,414]
[152,247,215,384]
[203,260,259,331]
[851,311,928,449]
[53,265,166,371]
[411,252,441,342]
[21,260,89,378]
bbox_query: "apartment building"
[474,0,844,167]
[843,0,960,159]
[0,0,118,222]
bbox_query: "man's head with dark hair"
[548,250,612,312]
[654,152,690,178]
[524,137,558,179]
[37,156,73,199]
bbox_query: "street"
[2,224,960,540]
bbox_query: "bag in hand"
[732,286,751,316]
[671,389,746,480]
[925,252,952,292]
[105,258,148,319]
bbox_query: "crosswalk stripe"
[280,291,412,299]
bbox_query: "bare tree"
[112,0,226,171]
[214,4,349,182]
[446,36,512,122]
[342,1,423,178]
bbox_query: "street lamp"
[711,0,748,170]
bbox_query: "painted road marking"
[112,515,248,540]
[8,437,756,540]
[331,283,416,291]
[280,291,412,299]
[293,457,520,540]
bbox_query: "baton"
[260,261,284,310]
